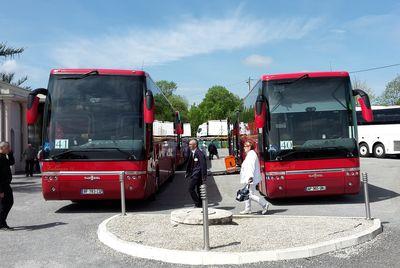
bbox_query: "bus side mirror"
[254,95,267,129]
[174,111,183,135]
[144,90,155,124]
[27,88,47,125]
[353,89,374,122]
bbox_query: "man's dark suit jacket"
[185,148,207,181]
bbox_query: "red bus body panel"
[261,71,349,81]
[50,69,146,76]
[259,158,360,199]
[41,161,156,200]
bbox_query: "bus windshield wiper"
[313,146,354,157]
[92,147,137,160]
[275,74,309,85]
[275,149,311,161]
[270,74,310,113]
[51,150,86,160]
[51,147,137,160]
[59,70,99,80]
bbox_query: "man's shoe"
[261,204,270,215]
[195,203,202,208]
[0,224,13,231]
[239,210,251,215]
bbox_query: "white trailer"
[153,121,175,136]
[196,120,228,137]
[182,123,191,137]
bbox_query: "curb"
[98,215,382,265]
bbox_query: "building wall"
[0,81,30,174]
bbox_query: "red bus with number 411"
[27,69,185,201]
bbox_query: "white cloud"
[0,59,18,73]
[243,54,273,67]
[330,29,346,34]
[52,13,321,68]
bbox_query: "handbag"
[236,184,250,202]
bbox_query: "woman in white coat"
[239,141,270,215]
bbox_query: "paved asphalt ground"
[1,157,399,268]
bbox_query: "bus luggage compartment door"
[285,169,345,197]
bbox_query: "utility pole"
[246,77,251,91]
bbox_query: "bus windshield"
[42,74,145,160]
[265,77,358,161]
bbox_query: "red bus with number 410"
[229,71,373,198]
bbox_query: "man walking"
[208,141,219,160]
[185,139,207,208]
[22,143,37,177]
[0,142,15,230]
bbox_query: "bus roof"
[261,71,349,81]
[50,69,146,76]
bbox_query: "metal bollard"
[362,172,371,220]
[200,184,210,251]
[119,171,126,216]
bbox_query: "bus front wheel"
[373,143,386,158]
[359,143,370,157]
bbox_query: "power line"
[224,79,248,88]
[225,78,258,88]
[350,63,400,74]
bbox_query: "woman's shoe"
[261,204,269,215]
[239,210,251,215]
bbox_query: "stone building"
[0,80,30,173]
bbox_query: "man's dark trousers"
[0,185,13,226]
[188,176,202,207]
[186,148,207,207]
[25,160,35,177]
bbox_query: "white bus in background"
[356,106,400,158]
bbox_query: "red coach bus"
[27,69,185,201]
[229,71,373,199]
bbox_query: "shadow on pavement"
[55,172,223,214]
[12,222,67,231]
[11,183,42,193]
[268,183,399,205]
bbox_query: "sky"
[1,0,400,104]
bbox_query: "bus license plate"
[305,186,326,192]
[81,189,104,195]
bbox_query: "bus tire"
[373,143,386,158]
[359,143,370,157]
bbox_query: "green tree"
[198,85,241,120]
[156,80,177,98]
[168,94,189,122]
[352,78,378,105]
[188,104,204,135]
[380,75,400,105]
[154,80,189,123]
[0,42,28,88]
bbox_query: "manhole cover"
[171,208,233,225]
